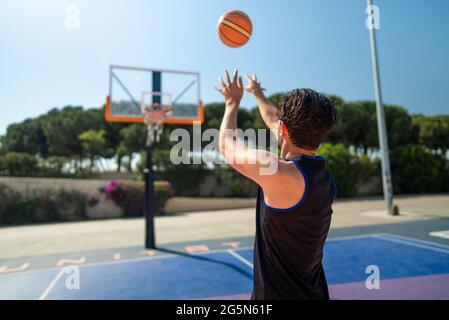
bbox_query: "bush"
[319,143,358,197]
[356,154,381,186]
[0,152,38,176]
[214,167,258,198]
[138,149,209,197]
[390,144,447,194]
[0,184,88,226]
[157,165,208,196]
[443,161,449,192]
[99,180,174,216]
[37,156,70,177]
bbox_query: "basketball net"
[143,104,172,146]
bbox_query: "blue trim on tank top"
[300,154,326,161]
[263,159,309,213]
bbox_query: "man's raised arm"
[245,75,280,139]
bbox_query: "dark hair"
[278,88,337,150]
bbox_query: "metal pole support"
[145,145,155,248]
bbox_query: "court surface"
[1,218,449,300]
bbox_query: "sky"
[1,0,448,135]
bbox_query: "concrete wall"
[0,177,256,218]
[0,176,122,219]
[357,176,382,196]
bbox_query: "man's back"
[252,155,336,300]
[214,70,338,300]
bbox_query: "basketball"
[217,10,252,48]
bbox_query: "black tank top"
[252,154,336,300]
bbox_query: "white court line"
[429,230,449,240]
[373,234,449,254]
[376,233,449,250]
[38,268,65,300]
[327,234,379,242]
[227,250,253,269]
[382,233,449,250]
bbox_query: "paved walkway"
[0,194,448,260]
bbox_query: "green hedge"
[390,144,447,194]
[0,152,38,176]
[0,184,88,226]
[214,167,258,198]
[319,143,358,197]
[320,143,448,196]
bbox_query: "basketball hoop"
[143,103,172,146]
[141,91,173,146]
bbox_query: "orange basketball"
[217,10,252,48]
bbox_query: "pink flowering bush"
[99,180,174,216]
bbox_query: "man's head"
[278,88,337,150]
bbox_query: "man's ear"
[280,121,288,139]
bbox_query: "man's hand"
[244,74,265,97]
[244,73,279,139]
[214,69,244,108]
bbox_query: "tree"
[100,105,130,171]
[237,107,255,130]
[328,101,377,152]
[383,105,418,148]
[1,118,48,157]
[328,101,416,153]
[412,115,449,154]
[203,103,225,130]
[115,144,127,172]
[328,95,344,107]
[267,93,284,107]
[78,129,108,171]
[390,144,446,194]
[41,106,102,172]
[41,107,102,157]
[118,124,146,172]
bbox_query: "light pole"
[366,0,395,214]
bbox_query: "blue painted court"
[1,232,448,300]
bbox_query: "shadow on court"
[155,247,253,280]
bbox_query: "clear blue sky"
[1,0,448,135]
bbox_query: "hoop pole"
[145,145,155,249]
[144,71,162,249]
[367,0,394,214]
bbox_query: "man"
[215,69,337,300]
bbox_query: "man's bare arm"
[215,69,278,183]
[215,69,305,209]
[245,75,280,139]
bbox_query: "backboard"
[105,65,204,124]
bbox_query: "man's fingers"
[214,86,225,94]
[245,74,253,82]
[224,69,231,83]
[238,76,243,88]
[233,69,238,83]
[253,74,258,81]
[218,77,226,87]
